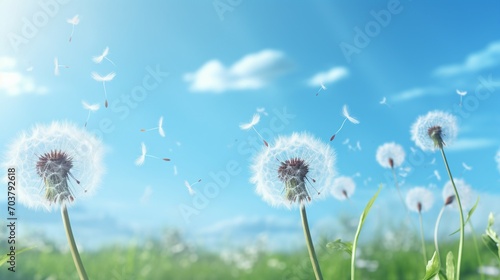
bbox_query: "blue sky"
[1,0,500,251]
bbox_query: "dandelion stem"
[418,212,427,265]
[300,203,323,280]
[61,204,89,280]
[434,206,446,262]
[391,168,405,210]
[439,147,464,280]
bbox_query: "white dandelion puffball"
[410,110,458,152]
[250,132,336,209]
[331,176,356,201]
[442,178,474,210]
[3,121,104,211]
[376,142,405,169]
[405,187,434,213]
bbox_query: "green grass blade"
[450,197,479,236]
[326,239,352,256]
[351,185,382,280]
[482,212,500,261]
[0,247,36,266]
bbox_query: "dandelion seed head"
[376,142,405,169]
[3,121,104,211]
[405,187,434,213]
[342,105,360,124]
[331,176,356,201]
[250,132,336,209]
[410,110,458,152]
[442,178,474,210]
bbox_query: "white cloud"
[307,66,349,87]
[447,138,497,152]
[434,41,500,77]
[184,49,292,93]
[392,86,441,102]
[0,56,47,96]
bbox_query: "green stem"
[434,206,446,262]
[61,204,89,280]
[419,212,427,265]
[300,203,323,280]
[439,148,464,280]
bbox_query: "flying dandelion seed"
[456,89,467,107]
[331,176,356,201]
[315,83,327,96]
[379,96,391,107]
[92,46,116,66]
[67,14,80,42]
[184,179,201,195]
[54,57,69,76]
[342,138,350,145]
[81,101,100,127]
[173,165,178,176]
[91,72,115,108]
[256,107,268,116]
[462,162,472,171]
[330,105,359,141]
[26,66,34,72]
[140,116,165,137]
[433,170,441,181]
[134,142,170,166]
[240,113,268,147]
